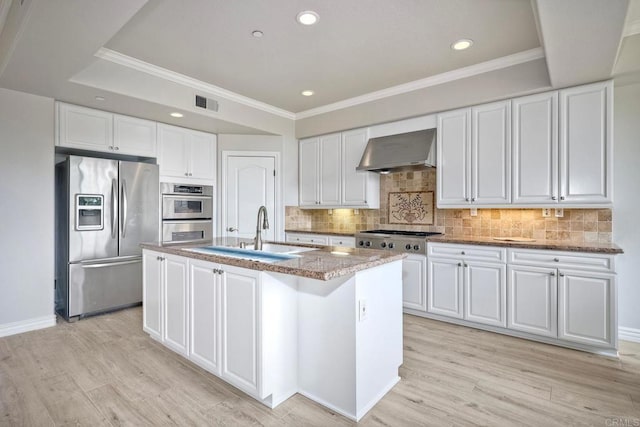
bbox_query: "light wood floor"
[1,308,639,426]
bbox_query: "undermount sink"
[184,245,305,263]
[239,243,316,254]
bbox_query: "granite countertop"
[425,235,623,254]
[140,238,405,281]
[285,229,355,237]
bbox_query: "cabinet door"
[512,92,558,204]
[559,81,612,204]
[403,254,427,312]
[113,114,157,157]
[471,101,511,205]
[464,261,506,327]
[163,254,189,356]
[189,130,216,180]
[158,124,189,179]
[341,128,370,206]
[558,270,615,348]
[328,236,355,247]
[428,258,463,318]
[189,259,220,375]
[437,109,471,206]
[507,265,557,337]
[319,133,341,205]
[57,103,113,152]
[142,251,163,340]
[221,265,262,397]
[299,138,319,206]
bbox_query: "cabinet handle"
[560,196,565,201]
[189,173,193,176]
[553,258,559,262]
[463,263,468,268]
[550,271,556,276]
[227,227,237,232]
[551,196,557,200]
[461,251,465,255]
[184,172,189,176]
[471,198,475,202]
[218,269,224,275]
[108,146,114,150]
[559,272,565,277]
[156,256,161,261]
[465,197,470,202]
[457,262,462,267]
[114,146,119,151]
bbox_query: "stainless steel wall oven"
[161,182,213,243]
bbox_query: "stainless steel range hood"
[356,128,436,173]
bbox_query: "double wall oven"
[161,182,213,244]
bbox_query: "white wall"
[613,81,640,336]
[0,88,55,335]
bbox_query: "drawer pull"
[461,251,466,255]
[559,272,565,277]
[457,262,462,267]
[550,272,556,276]
[553,258,560,262]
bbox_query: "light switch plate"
[542,208,551,218]
[555,208,564,218]
[470,208,478,217]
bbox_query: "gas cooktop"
[357,229,442,237]
[355,230,443,253]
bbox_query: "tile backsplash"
[285,169,612,243]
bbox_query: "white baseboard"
[619,327,640,343]
[0,315,57,338]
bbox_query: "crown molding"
[624,19,640,37]
[95,47,297,120]
[295,47,545,119]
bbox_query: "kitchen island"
[140,238,405,421]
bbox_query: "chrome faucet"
[254,206,269,250]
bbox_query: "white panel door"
[157,124,189,178]
[142,251,163,340]
[512,92,558,204]
[163,254,189,356]
[427,258,464,318]
[221,265,262,397]
[471,101,511,205]
[57,103,113,152]
[437,109,471,206]
[223,155,276,240]
[402,254,427,312]
[319,133,341,205]
[113,114,157,157]
[299,138,319,206]
[558,270,615,347]
[189,259,220,375]
[341,128,369,206]
[559,81,612,204]
[507,265,557,337]
[189,130,216,180]
[464,261,506,327]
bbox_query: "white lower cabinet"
[163,254,189,356]
[558,270,615,348]
[507,265,557,337]
[189,259,221,375]
[402,253,427,312]
[427,258,464,318]
[221,265,262,397]
[142,251,163,340]
[464,261,506,327]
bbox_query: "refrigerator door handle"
[80,259,141,269]
[121,180,128,238]
[111,179,118,239]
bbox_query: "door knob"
[227,227,237,232]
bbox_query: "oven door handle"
[111,179,118,239]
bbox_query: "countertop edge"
[425,236,623,254]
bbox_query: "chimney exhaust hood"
[356,128,436,174]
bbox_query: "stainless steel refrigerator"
[55,156,159,320]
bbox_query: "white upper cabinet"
[341,128,380,208]
[113,114,157,157]
[559,81,612,205]
[157,123,216,183]
[437,101,510,207]
[299,128,379,208]
[471,101,511,205]
[512,91,558,204]
[437,108,470,206]
[57,103,157,157]
[57,103,113,152]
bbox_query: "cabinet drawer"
[508,249,614,272]
[285,233,329,245]
[428,243,506,263]
[329,236,355,247]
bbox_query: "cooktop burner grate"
[358,229,442,237]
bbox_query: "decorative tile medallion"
[388,191,434,225]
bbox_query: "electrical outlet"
[555,208,564,218]
[358,299,368,322]
[542,208,551,218]
[470,208,478,217]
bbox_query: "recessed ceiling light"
[94,96,105,101]
[170,112,184,118]
[251,30,264,38]
[451,39,473,51]
[296,11,319,25]
[301,90,314,97]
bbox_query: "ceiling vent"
[195,95,219,112]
